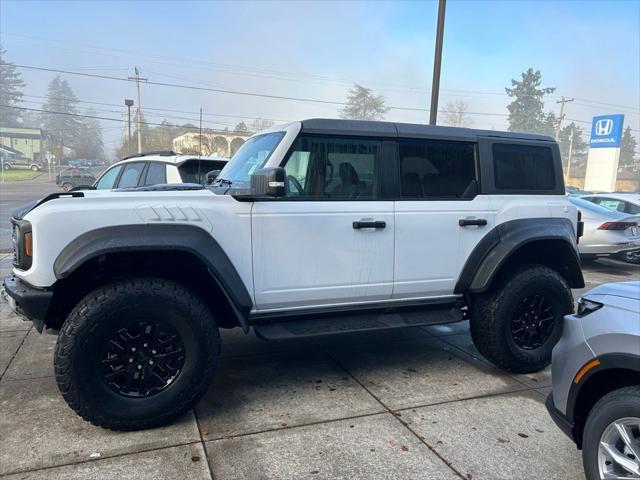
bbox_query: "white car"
[93,151,228,190]
[5,119,584,431]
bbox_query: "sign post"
[584,114,624,192]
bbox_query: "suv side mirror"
[206,169,221,185]
[250,167,286,197]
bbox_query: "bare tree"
[441,100,473,128]
[250,118,275,132]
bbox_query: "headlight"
[576,297,603,317]
[10,218,33,270]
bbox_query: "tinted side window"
[282,136,380,199]
[178,160,226,184]
[95,165,122,189]
[493,144,555,190]
[399,140,476,198]
[117,162,145,188]
[144,162,167,185]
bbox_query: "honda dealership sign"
[584,114,624,192]
[589,114,624,148]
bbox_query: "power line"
[0,63,530,117]
[5,31,639,113]
[1,105,248,133]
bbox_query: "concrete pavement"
[0,258,638,479]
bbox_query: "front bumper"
[545,394,575,443]
[3,274,53,332]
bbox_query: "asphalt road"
[0,175,63,252]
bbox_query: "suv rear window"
[493,144,555,191]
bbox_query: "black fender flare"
[454,218,584,294]
[53,224,253,332]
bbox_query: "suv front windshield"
[216,132,285,188]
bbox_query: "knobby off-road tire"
[55,278,220,431]
[470,264,573,374]
[581,386,640,480]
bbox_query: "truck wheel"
[581,386,640,480]
[62,183,73,192]
[30,165,40,171]
[470,265,573,373]
[54,278,220,431]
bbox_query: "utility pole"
[566,125,575,180]
[555,96,574,141]
[125,99,134,155]
[429,0,447,125]
[128,67,147,153]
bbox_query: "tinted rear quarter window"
[493,143,555,191]
[399,140,476,198]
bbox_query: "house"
[0,127,45,162]
[172,131,250,157]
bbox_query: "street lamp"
[125,99,134,154]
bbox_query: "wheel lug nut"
[149,360,154,365]
[131,347,136,352]
[137,364,143,370]
[143,343,148,348]
[129,358,134,363]
[152,350,156,354]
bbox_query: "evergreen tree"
[619,126,638,169]
[505,68,555,134]
[74,110,104,159]
[233,121,248,133]
[339,84,389,121]
[558,122,588,172]
[42,76,82,146]
[0,46,26,127]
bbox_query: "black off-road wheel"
[54,278,220,431]
[470,264,573,374]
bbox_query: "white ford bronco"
[4,119,584,430]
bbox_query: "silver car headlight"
[576,297,603,317]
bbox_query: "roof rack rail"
[122,150,176,160]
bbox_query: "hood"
[585,281,640,301]
[11,192,85,221]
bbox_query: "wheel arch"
[50,224,252,332]
[455,218,584,294]
[566,353,640,448]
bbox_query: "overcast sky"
[2,0,639,157]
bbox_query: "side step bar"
[254,307,462,341]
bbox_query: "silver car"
[569,196,640,260]
[546,281,640,480]
[581,194,640,264]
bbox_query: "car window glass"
[144,162,167,185]
[493,144,555,190]
[117,162,145,188]
[282,136,380,199]
[399,140,476,198]
[178,160,227,184]
[625,202,640,214]
[95,165,123,190]
[597,199,625,212]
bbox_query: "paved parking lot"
[1,256,637,479]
